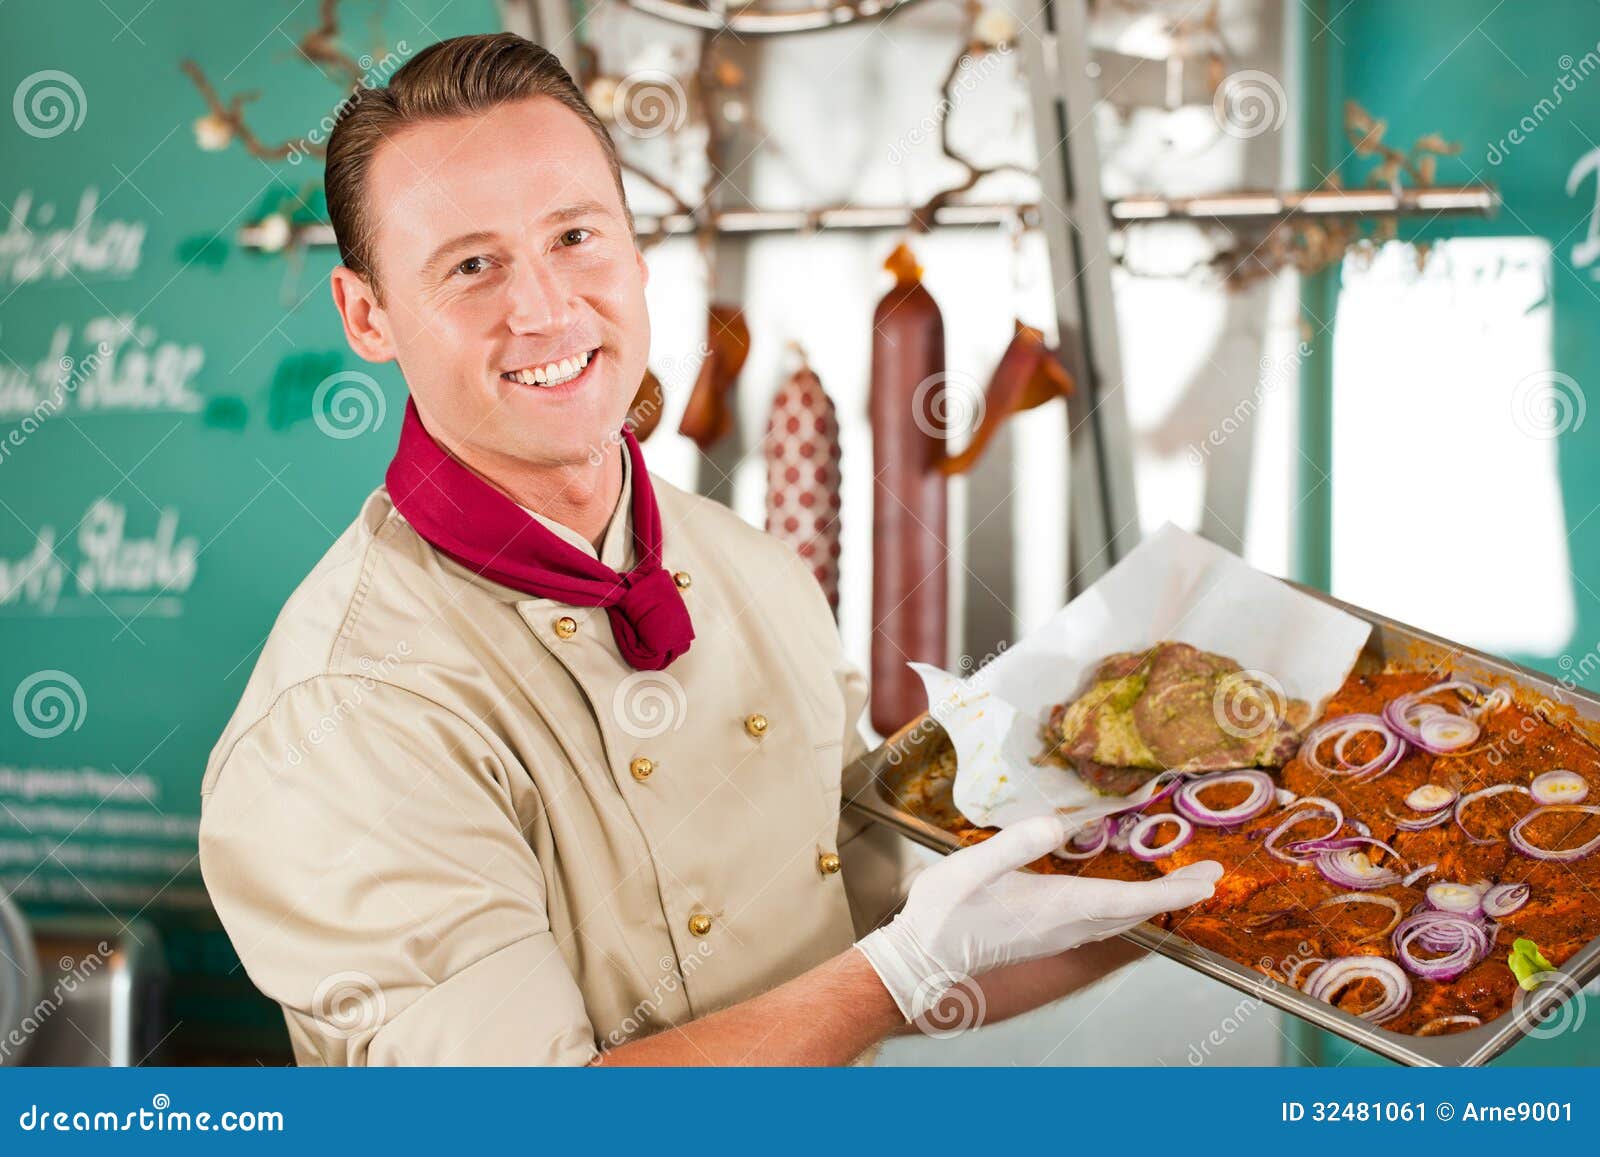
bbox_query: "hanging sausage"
[627,368,665,441]
[939,320,1074,475]
[763,347,843,615]
[677,304,750,450]
[869,242,947,736]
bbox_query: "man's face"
[357,96,649,470]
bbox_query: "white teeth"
[506,349,594,388]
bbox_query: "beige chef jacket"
[198,441,919,1065]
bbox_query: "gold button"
[554,615,578,639]
[687,913,713,937]
[673,570,692,590]
[818,852,842,875]
[744,712,769,738]
[630,756,654,782]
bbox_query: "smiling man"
[198,32,1220,1067]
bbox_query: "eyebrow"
[417,200,612,278]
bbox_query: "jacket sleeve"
[199,676,598,1066]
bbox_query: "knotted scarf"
[385,399,694,670]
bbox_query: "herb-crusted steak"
[1039,641,1307,795]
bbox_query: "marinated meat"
[920,665,1600,1036]
[1040,642,1308,795]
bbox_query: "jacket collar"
[514,438,635,572]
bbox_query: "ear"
[330,266,397,364]
[635,244,649,289]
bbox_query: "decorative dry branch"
[182,0,367,162]
[911,0,1032,230]
[1204,102,1462,287]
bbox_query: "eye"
[453,255,491,277]
[559,228,591,247]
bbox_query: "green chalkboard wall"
[0,1,502,1058]
[1297,0,1600,1066]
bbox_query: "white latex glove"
[854,814,1223,1022]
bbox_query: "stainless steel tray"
[843,585,1600,1067]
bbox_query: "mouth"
[500,347,601,393]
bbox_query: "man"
[198,32,1220,1066]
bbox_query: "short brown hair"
[324,32,630,299]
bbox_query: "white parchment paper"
[909,523,1373,835]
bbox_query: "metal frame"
[1019,0,1141,593]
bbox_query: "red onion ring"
[1402,862,1438,887]
[1425,881,1485,918]
[1417,1014,1482,1036]
[1302,714,1406,779]
[1173,770,1276,828]
[1104,772,1186,819]
[1475,687,1512,716]
[1264,797,1344,864]
[1316,892,1403,943]
[1128,813,1194,861]
[1314,847,1404,890]
[1393,910,1491,981]
[1290,834,1406,862]
[1455,783,1531,846]
[1053,817,1110,861]
[1107,813,1139,853]
[1417,712,1481,752]
[1303,956,1412,1023]
[1509,804,1600,862]
[1386,807,1452,832]
[1287,956,1327,989]
[1384,680,1489,754]
[1406,783,1458,813]
[1531,769,1590,806]
[1481,881,1530,917]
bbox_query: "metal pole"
[1020,0,1141,593]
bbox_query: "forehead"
[365,96,620,273]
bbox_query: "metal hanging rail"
[239,185,1496,249]
[615,0,931,35]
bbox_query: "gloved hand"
[854,813,1223,1021]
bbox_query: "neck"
[447,437,624,552]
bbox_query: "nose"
[504,256,575,336]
